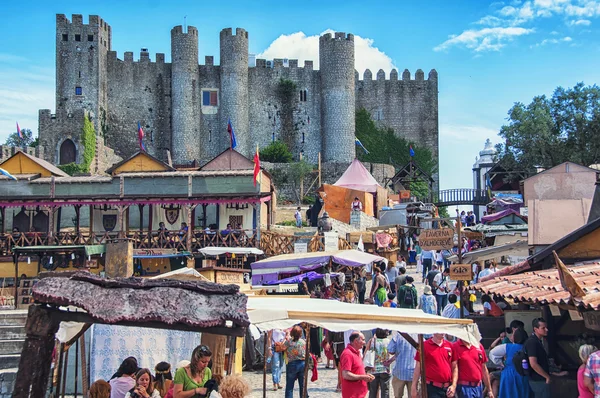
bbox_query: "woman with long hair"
[110,358,138,398]
[154,362,173,397]
[125,368,161,398]
[90,380,111,398]
[173,345,213,398]
[490,328,530,398]
[284,325,308,398]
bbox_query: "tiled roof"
[473,263,600,310]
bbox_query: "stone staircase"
[0,310,28,397]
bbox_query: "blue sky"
[1,0,600,192]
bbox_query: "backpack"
[512,348,530,376]
[403,286,415,306]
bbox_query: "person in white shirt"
[395,255,407,269]
[478,261,494,281]
[432,268,450,315]
[351,197,363,211]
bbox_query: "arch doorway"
[59,139,77,165]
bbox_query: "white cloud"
[434,27,534,52]
[257,29,396,75]
[437,0,600,53]
[569,18,593,24]
[0,57,54,142]
[532,35,573,46]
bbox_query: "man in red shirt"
[340,331,375,398]
[411,333,456,398]
[452,339,493,398]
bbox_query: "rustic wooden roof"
[32,272,249,329]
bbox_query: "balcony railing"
[0,229,259,256]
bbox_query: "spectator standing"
[294,207,303,228]
[489,328,530,398]
[452,339,493,398]
[283,325,308,398]
[481,294,504,317]
[418,285,438,315]
[583,346,600,397]
[354,269,367,304]
[420,250,434,284]
[397,276,418,309]
[370,267,388,307]
[426,264,440,287]
[385,262,399,295]
[432,268,450,315]
[411,333,456,398]
[442,294,469,319]
[340,331,375,398]
[525,318,552,398]
[478,262,494,281]
[394,267,408,295]
[435,250,444,267]
[365,329,392,398]
[386,332,416,398]
[396,256,407,269]
[577,345,596,398]
[267,329,286,391]
[109,358,137,398]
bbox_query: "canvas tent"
[250,249,386,284]
[247,297,481,344]
[334,158,382,193]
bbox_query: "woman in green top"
[174,345,213,398]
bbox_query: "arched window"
[59,139,77,165]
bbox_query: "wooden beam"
[400,332,418,349]
[285,310,474,325]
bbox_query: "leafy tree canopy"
[496,82,600,172]
[355,108,436,176]
[4,129,38,147]
[260,140,293,163]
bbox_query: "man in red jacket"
[411,333,456,398]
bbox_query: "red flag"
[16,122,22,139]
[253,146,260,187]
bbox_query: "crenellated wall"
[39,14,439,183]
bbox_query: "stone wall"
[350,210,379,230]
[0,146,44,163]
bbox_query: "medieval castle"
[39,14,439,171]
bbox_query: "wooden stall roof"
[32,272,250,332]
[0,151,68,178]
[473,262,600,310]
[106,151,175,175]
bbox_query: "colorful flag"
[355,138,369,154]
[227,119,237,149]
[357,234,364,252]
[16,122,22,139]
[0,168,17,181]
[486,173,492,197]
[137,122,146,152]
[409,146,415,157]
[253,145,261,187]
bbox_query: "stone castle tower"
[39,14,438,174]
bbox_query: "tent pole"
[61,345,69,398]
[74,338,79,398]
[54,343,65,398]
[419,334,427,398]
[227,335,236,375]
[262,331,267,398]
[302,324,310,398]
[80,334,88,397]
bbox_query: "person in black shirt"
[524,317,551,398]
[426,263,440,287]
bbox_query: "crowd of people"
[91,346,252,398]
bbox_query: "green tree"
[496,82,600,171]
[355,108,436,175]
[260,141,293,163]
[408,180,431,201]
[4,129,38,147]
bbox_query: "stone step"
[0,355,19,370]
[0,311,27,327]
[0,327,25,341]
[0,340,23,356]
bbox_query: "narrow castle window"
[62,33,68,41]
[75,87,82,96]
[78,71,81,78]
[88,34,94,42]
[302,132,305,144]
[299,90,308,102]
[75,34,81,42]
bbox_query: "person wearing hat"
[418,285,438,315]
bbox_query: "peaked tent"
[334,158,382,193]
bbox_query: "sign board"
[399,190,411,199]
[294,242,308,253]
[133,248,178,256]
[449,264,473,281]
[419,228,454,250]
[583,311,600,331]
[215,271,243,285]
[324,232,339,252]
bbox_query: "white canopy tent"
[247,297,481,344]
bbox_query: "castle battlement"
[355,68,438,83]
[220,27,248,39]
[56,14,111,32]
[320,32,354,42]
[171,25,198,36]
[107,50,168,65]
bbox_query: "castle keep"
[39,14,439,170]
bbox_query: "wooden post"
[0,207,5,233]
[80,334,88,397]
[262,332,268,398]
[419,334,427,398]
[14,256,18,309]
[89,205,94,239]
[74,338,79,398]
[13,305,61,398]
[318,152,322,186]
[302,324,311,398]
[56,207,62,237]
[74,205,81,235]
[147,204,154,245]
[138,204,144,233]
[54,343,65,398]
[457,215,464,319]
[61,345,69,398]
[185,204,196,252]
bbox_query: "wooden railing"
[260,230,352,257]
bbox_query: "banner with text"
[419,228,454,251]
